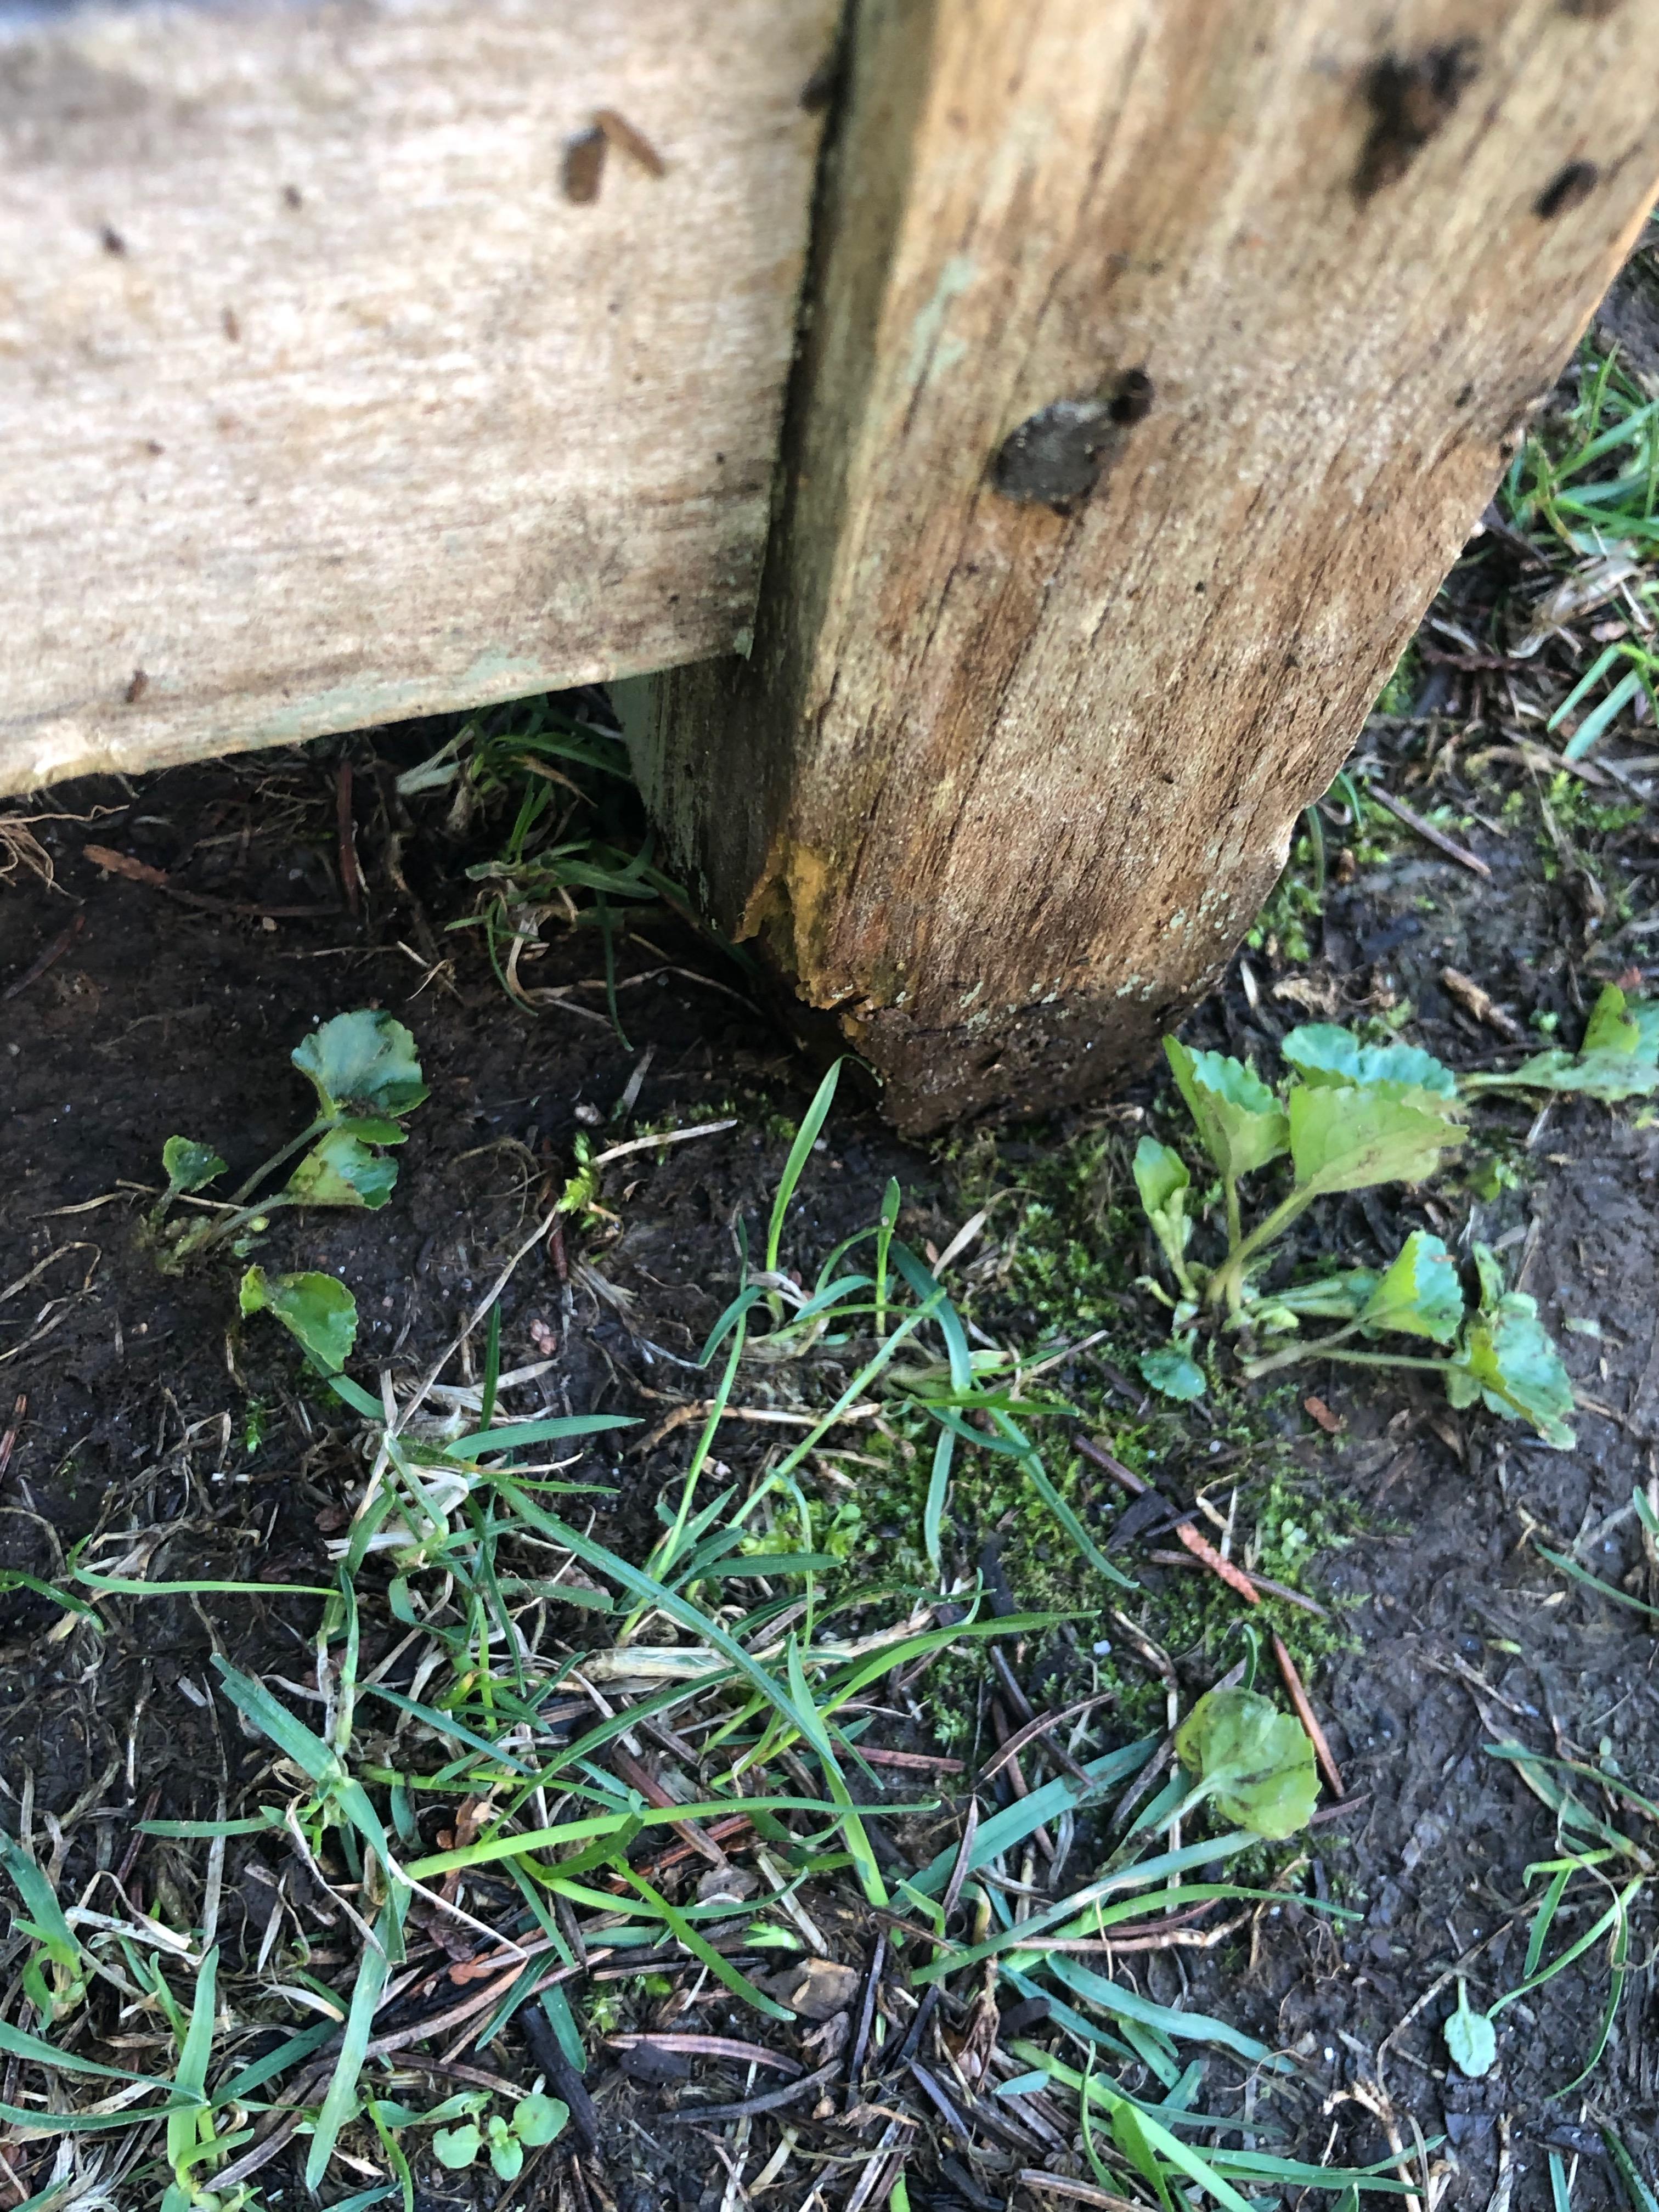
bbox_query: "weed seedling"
[150,1009,427,1271]
[1461,981,1659,1102]
[1135,1022,1578,1442]
[430,2087,568,2181]
[1172,1684,1319,1841]
[0,1833,89,2022]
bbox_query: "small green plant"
[239,1266,359,1373]
[1500,336,1659,557]
[1548,634,1659,763]
[1136,1023,1577,1444]
[1444,1979,1497,2079]
[426,700,689,1040]
[1462,982,1659,1102]
[1240,1235,1577,1449]
[0,1832,88,2022]
[149,1009,427,1272]
[431,2087,568,2182]
[1173,1685,1319,1841]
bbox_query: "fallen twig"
[1271,1633,1344,1798]
[336,760,363,919]
[519,2002,602,2151]
[1440,966,1523,1040]
[1367,789,1492,880]
[1077,1436,1262,1606]
[862,1746,963,1774]
[674,2056,839,2125]
[977,1691,1115,1787]
[83,844,338,918]
[607,2034,802,2075]
[846,1933,887,2108]
[588,1120,737,1167]
[1143,1550,1328,1616]
[0,1393,24,1480]
[1017,2172,1144,2212]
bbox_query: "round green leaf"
[512,2092,569,2147]
[1288,1084,1464,1197]
[1175,1685,1319,1840]
[291,1009,428,1119]
[431,2123,482,2170]
[1133,1136,1190,1215]
[285,1130,399,1211]
[1282,1023,1457,1101]
[1449,1292,1575,1449]
[1139,1346,1207,1401]
[1360,1231,1464,1344]
[1444,1984,1497,2079]
[1165,1039,1289,1180]
[1581,984,1641,1058]
[487,2115,524,2181]
[161,1137,228,1196]
[239,1268,359,1375]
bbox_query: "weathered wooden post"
[631,0,1659,1132]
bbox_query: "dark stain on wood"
[992,368,1153,507]
[1535,160,1599,218]
[562,126,608,204]
[1353,42,1481,200]
[1107,367,1154,425]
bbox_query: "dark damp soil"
[1,696,1656,2212]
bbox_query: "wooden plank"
[633,0,1659,1133]
[0,0,834,797]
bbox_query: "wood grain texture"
[635,0,1659,1133]
[0,0,835,796]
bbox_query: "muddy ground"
[2,683,1656,2212]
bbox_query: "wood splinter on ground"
[1441,964,1525,1039]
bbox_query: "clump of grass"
[400,696,693,1040]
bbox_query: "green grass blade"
[619,1870,794,2021]
[889,1242,973,1386]
[0,2018,161,2086]
[1602,2129,1659,2212]
[305,1895,404,2190]
[914,1833,1255,1983]
[994,1414,1136,1587]
[0,1836,81,1970]
[167,1945,219,2178]
[1046,1954,1288,2071]
[765,1062,842,1274]
[211,2019,337,2110]
[444,1413,636,1459]
[490,1481,878,1874]
[1525,1862,1573,1978]
[923,1425,956,1579]
[478,1303,501,1432]
[211,1658,338,1784]
[1533,1542,1659,1622]
[909,1741,1156,1895]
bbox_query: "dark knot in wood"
[1353,40,1480,200]
[991,366,1154,509]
